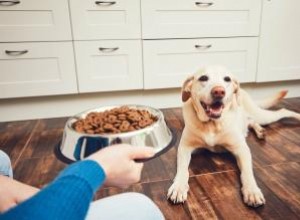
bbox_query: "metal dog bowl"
[55,105,176,163]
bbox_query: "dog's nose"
[211,86,225,99]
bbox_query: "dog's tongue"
[209,107,222,117]
[201,101,224,119]
[207,101,223,118]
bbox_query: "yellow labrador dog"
[167,66,300,207]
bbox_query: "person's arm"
[0,145,155,220]
[0,176,39,212]
[1,160,105,220]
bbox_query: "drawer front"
[143,38,258,89]
[70,0,141,40]
[141,0,261,39]
[74,40,143,92]
[0,42,77,98]
[0,0,72,42]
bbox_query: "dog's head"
[182,66,239,121]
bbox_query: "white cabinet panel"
[141,0,261,39]
[143,38,258,89]
[0,0,72,42]
[74,40,143,92]
[257,0,300,82]
[0,42,77,98]
[69,0,141,40]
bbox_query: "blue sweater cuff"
[57,160,106,193]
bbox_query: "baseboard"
[0,80,299,122]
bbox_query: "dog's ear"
[233,78,240,94]
[233,78,241,105]
[182,76,194,102]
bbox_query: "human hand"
[0,176,39,213]
[87,144,155,188]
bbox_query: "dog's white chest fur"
[202,132,218,147]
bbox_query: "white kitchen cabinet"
[0,0,72,42]
[257,0,300,82]
[0,42,77,98]
[1,0,293,102]
[74,40,143,93]
[141,0,261,39]
[69,0,141,40]
[143,37,258,89]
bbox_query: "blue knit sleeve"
[0,160,106,220]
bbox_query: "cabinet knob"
[5,50,28,56]
[95,1,116,6]
[99,47,119,52]
[195,45,212,50]
[195,2,214,7]
[0,0,20,6]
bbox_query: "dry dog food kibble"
[73,106,158,134]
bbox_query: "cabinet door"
[257,0,300,82]
[0,0,72,42]
[74,40,143,93]
[143,38,258,89]
[0,42,77,99]
[69,0,141,40]
[141,0,261,39]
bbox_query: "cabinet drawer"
[143,38,258,89]
[0,0,72,42]
[141,0,261,39]
[74,40,143,92]
[0,42,77,98]
[70,0,141,40]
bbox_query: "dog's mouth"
[200,100,224,119]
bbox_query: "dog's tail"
[256,90,288,109]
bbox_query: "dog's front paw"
[242,186,265,207]
[167,182,189,204]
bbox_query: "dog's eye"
[224,76,231,82]
[198,75,209,82]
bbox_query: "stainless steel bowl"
[55,105,176,163]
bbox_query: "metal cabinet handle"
[195,2,214,7]
[99,47,119,52]
[0,0,20,6]
[5,50,28,56]
[195,45,212,50]
[95,1,116,6]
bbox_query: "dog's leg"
[257,90,288,109]
[248,120,265,140]
[241,89,300,125]
[229,139,265,207]
[252,108,300,125]
[167,138,194,203]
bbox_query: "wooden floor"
[1,98,300,219]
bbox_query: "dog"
[167,66,300,207]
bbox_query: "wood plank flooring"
[1,98,300,219]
